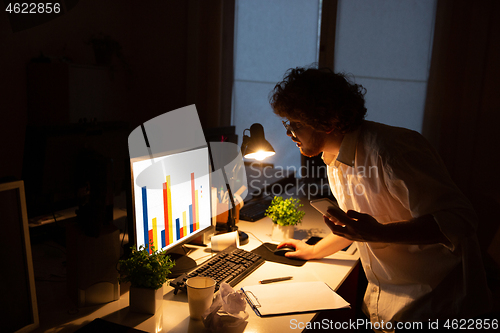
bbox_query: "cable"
[243,230,276,253]
[39,242,67,255]
[194,253,215,264]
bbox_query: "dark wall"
[423,0,500,256]
[0,0,191,180]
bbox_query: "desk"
[32,201,359,333]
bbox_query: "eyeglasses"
[282,120,298,138]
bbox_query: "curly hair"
[269,67,367,134]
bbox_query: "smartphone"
[305,236,323,245]
[310,198,345,219]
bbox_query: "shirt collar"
[322,127,361,168]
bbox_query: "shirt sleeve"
[380,130,477,253]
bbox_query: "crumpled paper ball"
[202,283,249,331]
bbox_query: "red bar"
[148,229,153,254]
[163,182,170,246]
[191,173,197,231]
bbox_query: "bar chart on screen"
[132,148,210,253]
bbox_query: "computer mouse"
[274,246,296,256]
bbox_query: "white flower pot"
[129,286,163,315]
[271,224,295,242]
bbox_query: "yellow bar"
[195,189,199,230]
[152,217,158,251]
[183,211,187,236]
[167,176,173,244]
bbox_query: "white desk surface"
[33,201,359,333]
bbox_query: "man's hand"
[324,208,385,242]
[325,209,451,245]
[276,239,316,260]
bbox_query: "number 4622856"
[6,3,61,14]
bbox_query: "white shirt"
[323,121,491,324]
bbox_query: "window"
[232,0,436,174]
[334,0,437,133]
[232,0,321,172]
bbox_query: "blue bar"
[161,230,166,248]
[176,218,180,240]
[189,204,193,233]
[142,186,149,249]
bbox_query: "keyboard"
[170,246,264,294]
[239,199,272,222]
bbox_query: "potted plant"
[265,196,305,241]
[118,244,175,314]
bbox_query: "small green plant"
[118,245,175,290]
[265,196,305,226]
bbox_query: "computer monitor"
[130,146,212,275]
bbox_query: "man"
[271,67,492,327]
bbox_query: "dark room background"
[1,0,234,181]
[1,0,499,280]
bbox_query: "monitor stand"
[166,252,197,278]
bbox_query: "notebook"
[241,281,350,317]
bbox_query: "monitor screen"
[130,146,212,253]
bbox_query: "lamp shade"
[241,123,275,161]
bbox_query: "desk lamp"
[223,123,275,245]
[241,123,276,160]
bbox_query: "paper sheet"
[241,281,350,316]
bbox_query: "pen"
[259,276,293,284]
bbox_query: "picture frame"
[0,180,39,333]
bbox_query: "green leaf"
[118,245,175,289]
[264,196,305,226]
